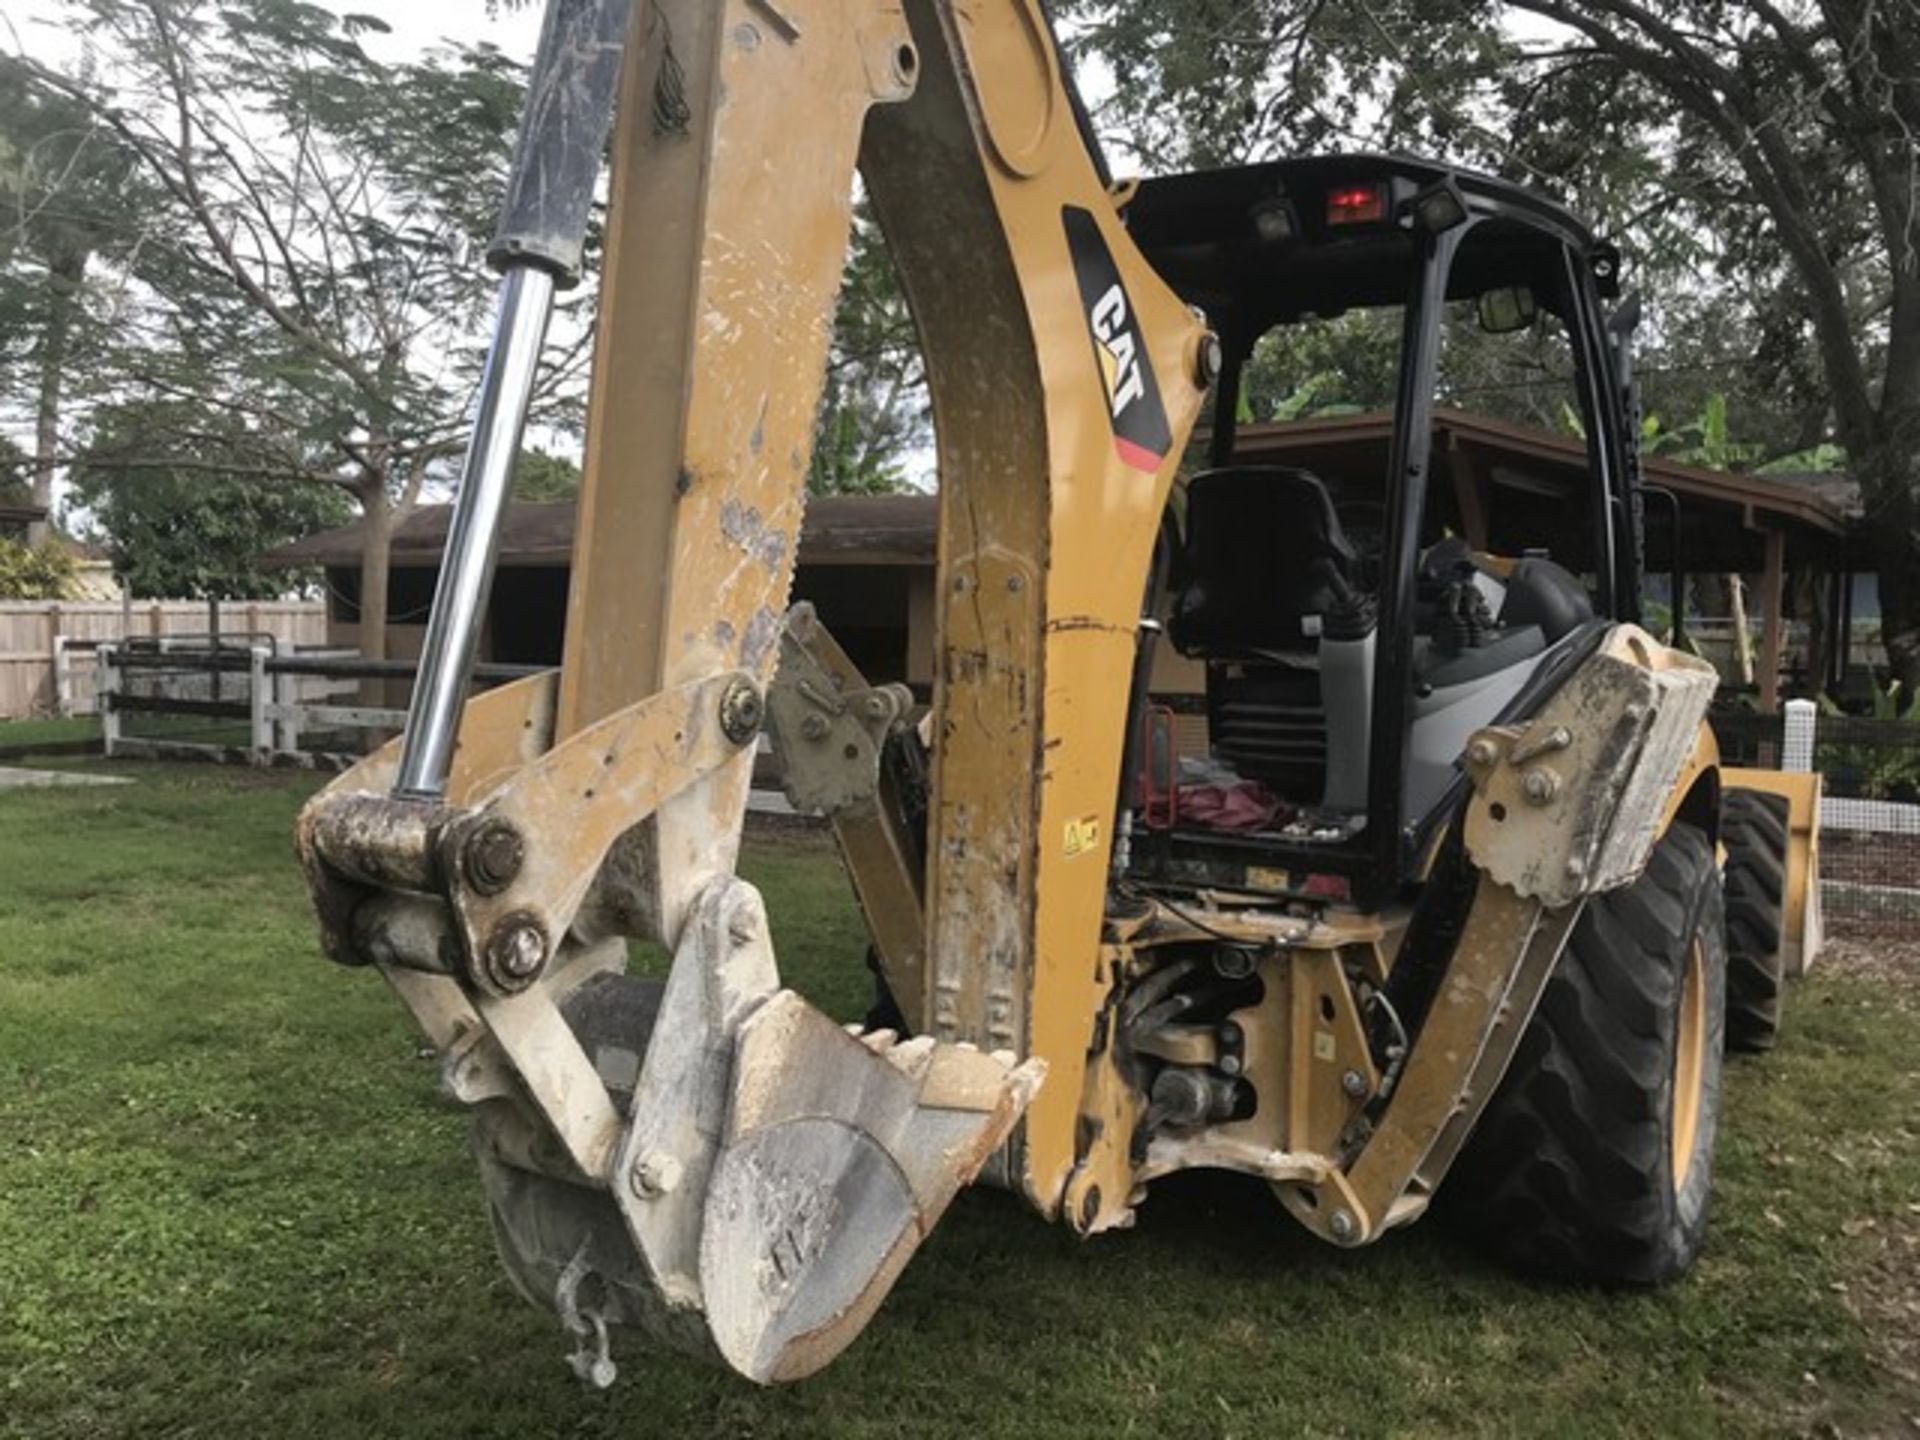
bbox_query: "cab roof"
[1123,153,1609,337]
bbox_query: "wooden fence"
[0,600,328,720]
[97,644,540,767]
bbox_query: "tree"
[0,434,30,505]
[1066,0,1920,687]
[810,206,925,496]
[67,400,350,598]
[12,1,589,653]
[0,56,142,539]
[512,446,580,501]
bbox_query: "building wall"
[331,560,935,688]
[325,557,1216,756]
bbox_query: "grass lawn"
[0,716,100,755]
[1,763,1915,1438]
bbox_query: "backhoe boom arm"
[298,0,1201,1385]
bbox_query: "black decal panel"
[1063,206,1172,473]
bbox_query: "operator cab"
[1122,155,1639,908]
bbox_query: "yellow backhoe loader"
[296,0,1823,1387]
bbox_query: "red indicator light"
[1326,183,1387,226]
[1302,872,1352,902]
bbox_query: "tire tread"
[1722,788,1790,1053]
[1446,824,1725,1286]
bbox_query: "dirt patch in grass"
[1843,1212,1920,1432]
[1820,927,1920,990]
[743,807,833,849]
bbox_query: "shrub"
[0,537,81,600]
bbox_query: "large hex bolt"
[462,819,525,896]
[1191,330,1224,388]
[628,1150,684,1200]
[483,911,549,992]
[718,676,765,746]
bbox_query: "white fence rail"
[99,643,538,767]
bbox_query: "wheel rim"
[1671,936,1708,1190]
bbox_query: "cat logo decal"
[1063,206,1172,473]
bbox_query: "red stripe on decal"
[1113,436,1164,472]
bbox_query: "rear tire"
[1447,822,1727,1285]
[1721,788,1790,1053]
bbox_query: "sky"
[328,1,544,64]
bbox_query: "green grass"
[1,764,1915,1438]
[0,715,100,753]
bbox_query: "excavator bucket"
[704,995,1042,1380]
[305,755,1043,1385]
[600,877,1043,1385]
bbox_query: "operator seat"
[1171,467,1363,802]
[1399,544,1595,823]
[1499,555,1594,642]
[1172,467,1361,655]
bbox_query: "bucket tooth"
[882,1034,938,1081]
[699,992,1043,1383]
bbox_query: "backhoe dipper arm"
[855,2,1213,1208]
[296,0,1204,1387]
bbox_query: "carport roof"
[269,492,940,570]
[1232,407,1850,537]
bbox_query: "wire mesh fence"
[1810,713,1920,926]
[1814,714,1920,806]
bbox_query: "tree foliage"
[68,400,350,598]
[811,207,925,496]
[0,536,78,599]
[0,53,144,521]
[512,446,581,501]
[0,434,31,505]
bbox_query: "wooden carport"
[1230,408,1851,712]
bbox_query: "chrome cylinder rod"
[393,264,557,799]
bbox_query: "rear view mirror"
[1477,285,1538,333]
